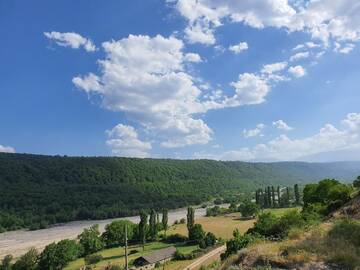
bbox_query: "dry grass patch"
[168,214,255,240]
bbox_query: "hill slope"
[0,153,360,231]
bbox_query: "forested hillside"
[1,153,359,232]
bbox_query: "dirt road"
[183,245,226,270]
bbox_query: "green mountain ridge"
[0,153,360,232]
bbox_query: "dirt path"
[183,245,226,270]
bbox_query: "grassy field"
[167,207,299,240]
[65,207,297,270]
[64,242,198,270]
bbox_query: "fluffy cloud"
[288,65,306,78]
[261,62,288,74]
[227,73,270,106]
[195,113,360,161]
[290,51,310,62]
[73,34,289,151]
[171,0,360,49]
[73,34,214,148]
[44,31,97,52]
[243,123,265,138]
[106,124,151,157]
[0,144,15,153]
[229,42,248,54]
[273,120,293,130]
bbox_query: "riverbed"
[0,206,212,258]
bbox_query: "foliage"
[104,265,121,270]
[353,176,360,188]
[162,233,188,243]
[102,220,136,248]
[0,255,13,270]
[12,248,38,270]
[78,225,104,256]
[138,211,148,249]
[222,229,256,259]
[162,209,168,235]
[238,200,259,218]
[328,219,360,247]
[149,209,157,240]
[199,232,217,249]
[38,239,82,270]
[188,224,205,243]
[2,153,358,231]
[187,207,195,237]
[205,206,230,217]
[303,179,352,215]
[84,254,103,265]
[247,209,313,239]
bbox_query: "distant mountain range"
[1,152,360,231]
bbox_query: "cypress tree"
[277,186,281,207]
[286,187,290,207]
[271,186,276,208]
[162,209,168,236]
[139,211,148,250]
[187,206,195,237]
[149,209,157,240]
[294,184,300,205]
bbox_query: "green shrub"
[247,212,280,238]
[189,224,205,243]
[85,254,103,265]
[163,233,188,243]
[105,265,121,270]
[328,219,360,247]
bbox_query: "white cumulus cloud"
[273,120,293,131]
[229,42,248,54]
[106,124,151,158]
[44,31,97,52]
[290,51,310,62]
[288,65,306,78]
[0,144,15,153]
[194,113,360,161]
[243,123,266,138]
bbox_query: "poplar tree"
[271,186,276,207]
[139,211,148,250]
[187,206,195,237]
[162,209,168,236]
[149,209,157,240]
[294,184,300,205]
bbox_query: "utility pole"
[125,224,129,270]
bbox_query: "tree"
[1,255,13,270]
[149,209,157,240]
[12,248,38,270]
[353,176,360,188]
[303,179,352,215]
[139,211,148,250]
[238,201,259,218]
[286,187,290,207]
[189,224,205,243]
[204,232,216,247]
[255,190,259,205]
[294,184,300,205]
[187,207,195,237]
[102,220,136,248]
[38,240,82,270]
[162,209,168,236]
[78,225,104,256]
[277,186,281,207]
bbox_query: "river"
[0,206,217,258]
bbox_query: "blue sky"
[1,0,360,161]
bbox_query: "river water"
[0,206,212,258]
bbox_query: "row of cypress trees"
[255,184,301,208]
